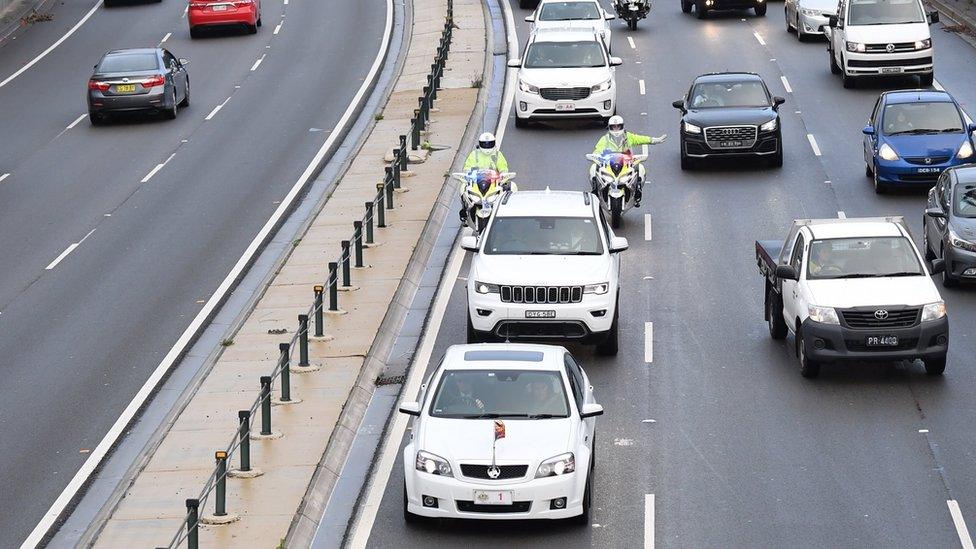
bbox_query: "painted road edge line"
[780,75,792,94]
[18,0,396,546]
[645,321,653,363]
[807,134,822,156]
[645,494,655,548]
[948,500,975,549]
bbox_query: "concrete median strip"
[89,0,486,546]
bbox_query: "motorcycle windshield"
[601,152,631,176]
[477,179,493,195]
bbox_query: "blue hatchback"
[862,90,976,193]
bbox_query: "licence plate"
[212,4,228,10]
[114,84,136,93]
[866,335,899,347]
[525,310,555,319]
[718,140,743,148]
[917,167,940,173]
[473,490,514,505]
[881,67,903,74]
[554,103,576,112]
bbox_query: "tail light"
[140,75,166,89]
[188,2,208,8]
[88,80,110,91]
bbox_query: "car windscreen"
[848,0,925,25]
[483,216,604,255]
[98,53,159,73]
[429,369,571,418]
[807,237,923,279]
[689,81,769,108]
[523,41,606,68]
[538,1,601,20]
[882,102,964,135]
[954,184,976,218]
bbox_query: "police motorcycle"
[614,0,650,30]
[585,149,646,228]
[451,169,518,233]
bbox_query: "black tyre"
[246,23,258,34]
[923,225,935,261]
[163,89,178,120]
[766,289,787,340]
[829,48,841,74]
[696,1,708,18]
[942,260,958,288]
[403,483,426,524]
[797,329,821,378]
[680,152,693,170]
[768,148,783,168]
[190,26,201,39]
[514,115,529,129]
[785,8,794,32]
[256,13,262,26]
[466,315,482,344]
[596,307,619,356]
[179,78,190,108]
[104,0,115,6]
[924,355,947,376]
[755,2,767,16]
[873,167,886,194]
[610,201,622,229]
[89,111,105,126]
[682,0,692,12]
[919,72,935,87]
[572,467,593,526]
[628,18,638,30]
[865,162,873,178]
[842,68,856,89]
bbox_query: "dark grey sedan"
[87,48,189,124]
[924,165,976,287]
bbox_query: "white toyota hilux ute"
[825,0,940,89]
[757,217,949,378]
[462,190,628,355]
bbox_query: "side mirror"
[609,236,629,253]
[399,401,421,416]
[773,96,786,106]
[580,403,604,418]
[968,122,976,133]
[178,57,189,65]
[862,125,875,135]
[93,64,98,70]
[775,264,799,281]
[524,14,535,22]
[828,14,838,27]
[609,56,623,67]
[925,207,946,219]
[930,258,945,275]
[927,10,939,24]
[672,99,686,112]
[605,13,616,20]
[460,235,479,252]
[506,58,521,68]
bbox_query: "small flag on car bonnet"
[494,419,506,441]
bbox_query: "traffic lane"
[0,0,385,541]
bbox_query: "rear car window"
[98,53,159,73]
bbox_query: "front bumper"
[467,290,615,340]
[88,87,167,113]
[944,244,976,280]
[702,0,762,9]
[843,50,933,77]
[801,316,948,363]
[681,129,780,158]
[875,156,973,186]
[515,87,615,121]
[798,12,829,34]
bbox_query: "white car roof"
[440,343,566,371]
[529,27,601,43]
[496,190,594,218]
[804,219,905,240]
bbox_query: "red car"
[188,0,261,38]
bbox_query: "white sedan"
[784,0,835,40]
[399,343,604,522]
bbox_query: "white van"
[826,0,940,88]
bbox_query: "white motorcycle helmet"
[607,115,625,138]
[478,132,497,154]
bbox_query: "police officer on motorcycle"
[591,115,666,207]
[460,132,509,222]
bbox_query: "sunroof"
[463,350,545,362]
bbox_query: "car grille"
[540,87,591,101]
[459,464,529,480]
[904,156,951,166]
[847,56,932,68]
[899,173,939,183]
[845,337,919,352]
[703,126,758,149]
[456,500,532,513]
[841,307,920,329]
[495,321,589,339]
[864,42,920,53]
[500,285,583,304]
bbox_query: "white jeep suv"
[509,28,621,128]
[462,190,628,355]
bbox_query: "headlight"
[957,140,974,159]
[914,38,931,50]
[519,80,539,94]
[846,41,866,53]
[535,452,575,478]
[415,450,453,476]
[949,228,976,252]
[591,79,612,93]
[474,281,500,294]
[879,143,899,161]
[921,301,946,322]
[808,305,840,325]
[683,121,702,134]
[760,118,778,132]
[583,282,610,294]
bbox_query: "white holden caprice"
[399,344,604,522]
[510,28,621,128]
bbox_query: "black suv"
[672,72,785,170]
[682,0,767,18]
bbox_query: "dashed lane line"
[250,54,267,71]
[780,75,792,94]
[837,211,846,219]
[807,134,821,156]
[0,173,10,183]
[948,500,975,549]
[753,31,766,46]
[628,36,636,49]
[205,97,232,121]
[66,113,87,130]
[160,32,171,44]
[274,22,283,35]
[644,214,652,241]
[45,229,95,270]
[645,321,653,363]
[639,79,645,95]
[645,494,655,548]
[140,153,176,183]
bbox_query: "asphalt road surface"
[361,1,976,547]
[0,0,386,543]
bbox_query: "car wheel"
[88,111,105,126]
[865,161,873,178]
[797,329,821,378]
[403,483,426,524]
[247,23,258,34]
[189,26,201,39]
[466,314,482,343]
[257,12,262,26]
[696,1,708,19]
[572,467,593,525]
[596,306,619,356]
[842,65,856,89]
[767,288,788,340]
[514,115,529,129]
[682,0,692,12]
[873,166,886,194]
[785,7,794,32]
[924,355,947,375]
[179,78,190,108]
[829,48,841,74]
[796,15,807,41]
[923,225,935,260]
[755,3,767,16]
[942,256,958,287]
[768,148,783,168]
[680,151,694,170]
[919,73,934,87]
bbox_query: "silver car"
[784,0,836,40]
[87,48,189,125]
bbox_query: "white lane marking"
[20,0,396,544]
[160,32,171,44]
[638,79,645,95]
[250,54,266,71]
[645,322,653,363]
[205,97,231,120]
[948,500,975,549]
[0,173,9,183]
[644,214,652,241]
[496,0,518,142]
[837,211,846,219]
[0,1,103,88]
[66,114,87,130]
[780,75,792,94]
[919,428,929,433]
[182,4,188,16]
[628,36,636,49]
[753,31,766,46]
[45,229,95,270]
[807,134,822,156]
[284,0,289,4]
[274,22,283,34]
[140,153,176,183]
[645,494,655,548]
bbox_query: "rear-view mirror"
[506,58,521,68]
[927,10,939,24]
[524,14,535,22]
[672,99,686,111]
[773,96,786,106]
[930,258,945,275]
[609,236,629,253]
[925,207,946,219]
[862,125,875,135]
[178,57,189,65]
[828,14,838,27]
[460,235,479,252]
[399,402,421,416]
[968,122,976,133]
[580,403,604,418]
[605,13,616,20]
[775,265,799,281]
[609,56,623,66]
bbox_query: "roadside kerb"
[925,0,976,50]
[88,0,487,545]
